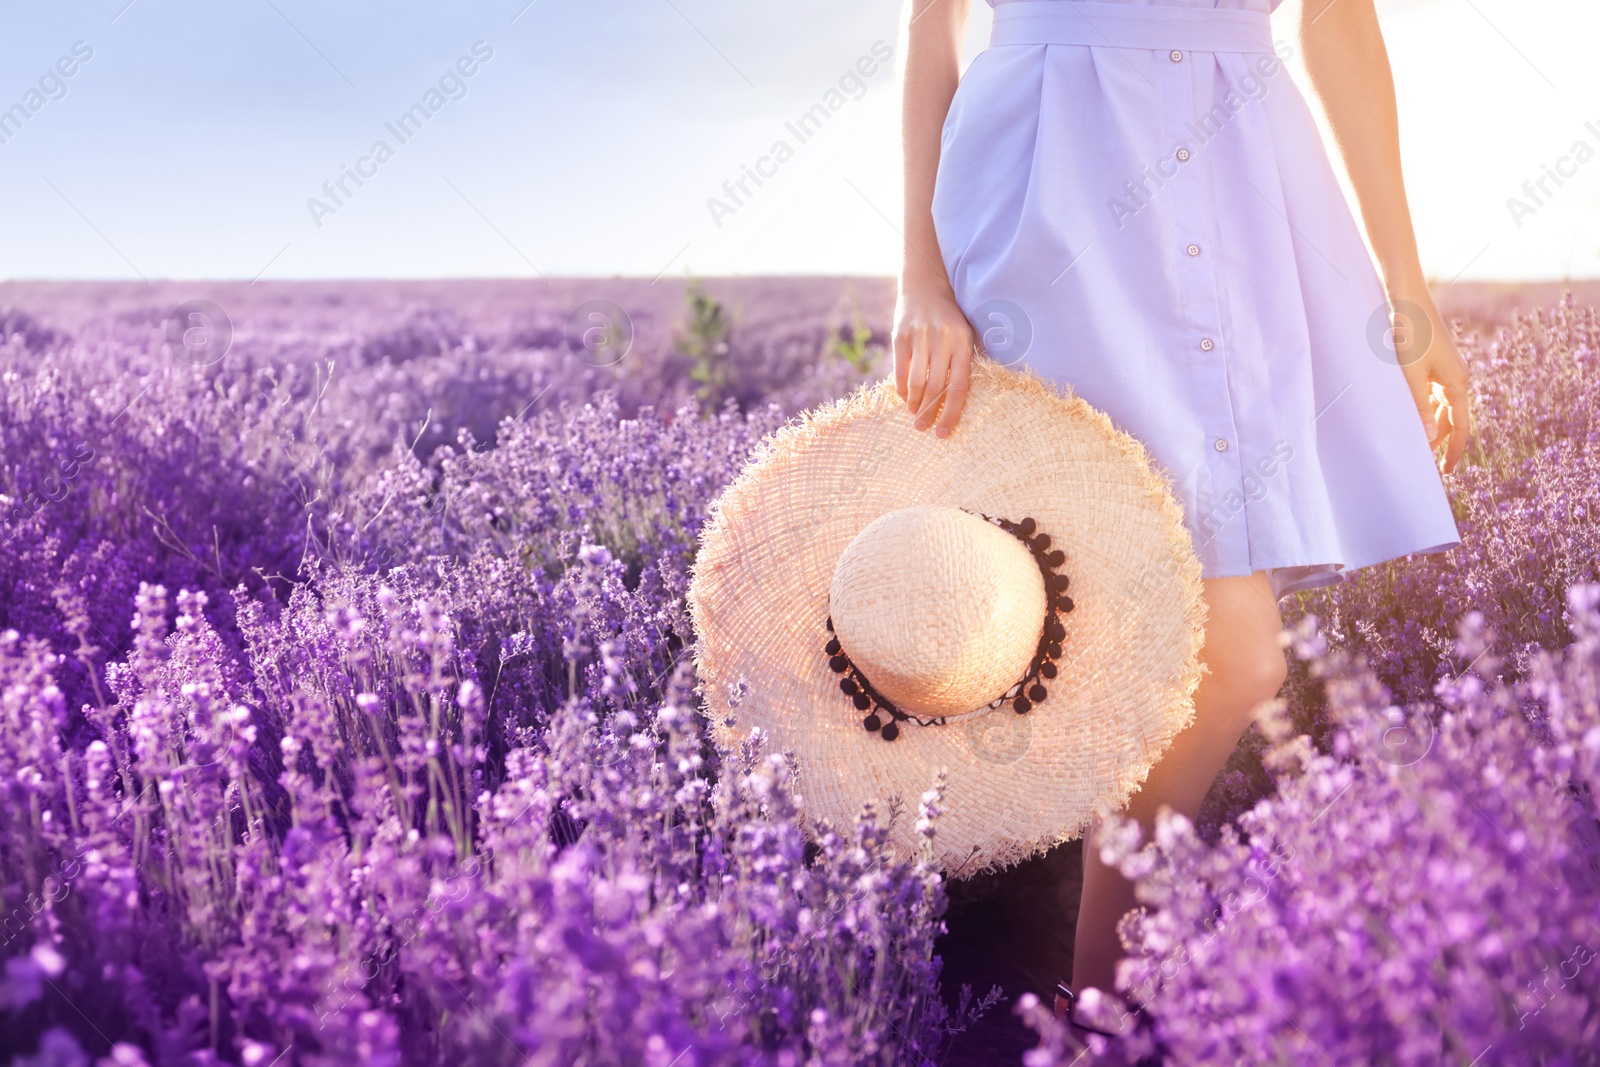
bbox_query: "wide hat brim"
[688,360,1206,877]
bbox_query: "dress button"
[1214,438,1230,452]
[1175,147,1192,162]
[1170,49,1184,62]
[1186,243,1201,257]
[1200,337,1215,351]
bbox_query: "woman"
[894,0,1470,1032]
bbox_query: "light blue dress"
[931,0,1460,599]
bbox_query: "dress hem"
[1199,539,1461,600]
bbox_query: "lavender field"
[2,279,1600,1066]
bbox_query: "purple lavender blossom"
[2,283,1597,1065]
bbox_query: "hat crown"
[828,506,1046,717]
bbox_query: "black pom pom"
[1046,549,1066,568]
[881,722,900,741]
[1017,517,1037,538]
[863,713,882,732]
[825,637,841,655]
[829,655,848,673]
[840,678,858,695]
[1040,662,1058,679]
[1013,697,1032,714]
[1029,684,1047,702]
[1047,620,1067,642]
[1047,641,1062,658]
[825,616,834,631]
[1032,533,1052,552]
[1059,595,1075,614]
[1053,573,1071,592]
[853,692,870,711]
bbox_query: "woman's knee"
[1199,573,1288,706]
[1240,643,1288,704]
[1195,644,1285,744]
[1200,627,1288,711]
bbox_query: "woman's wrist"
[900,258,952,295]
[1376,255,1430,301]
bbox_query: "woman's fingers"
[904,324,931,413]
[915,329,955,429]
[1436,380,1471,474]
[890,283,977,433]
[1400,360,1439,446]
[893,321,913,402]
[933,343,974,438]
[1426,333,1472,473]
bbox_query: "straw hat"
[687,360,1206,877]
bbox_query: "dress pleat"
[932,0,1459,598]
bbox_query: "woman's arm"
[895,0,974,438]
[1301,0,1471,473]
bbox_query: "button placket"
[1160,42,1247,572]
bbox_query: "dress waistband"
[989,1,1274,53]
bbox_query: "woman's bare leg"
[1069,570,1288,1000]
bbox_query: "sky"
[0,0,1594,281]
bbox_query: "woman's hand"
[896,0,972,437]
[893,272,976,438]
[1299,0,1473,475]
[1388,288,1472,474]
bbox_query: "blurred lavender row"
[1,280,1598,1065]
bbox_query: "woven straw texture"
[828,505,1047,716]
[688,360,1207,877]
